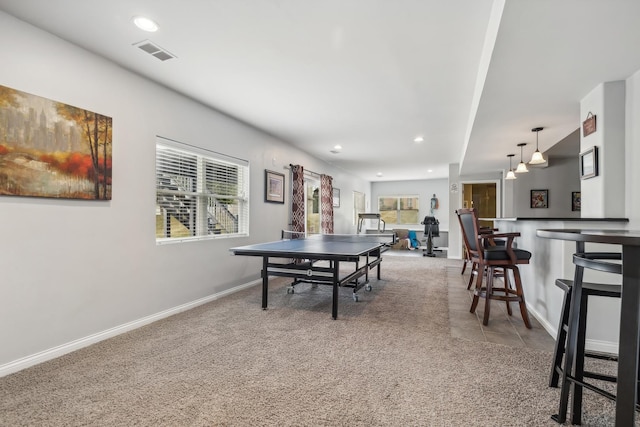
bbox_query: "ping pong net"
[281,230,305,240]
[280,231,395,246]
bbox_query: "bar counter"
[488,217,628,354]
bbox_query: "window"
[155,137,249,243]
[378,195,419,224]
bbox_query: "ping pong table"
[230,233,395,319]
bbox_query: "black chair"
[456,208,532,328]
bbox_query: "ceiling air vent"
[133,40,176,61]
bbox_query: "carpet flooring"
[0,255,628,426]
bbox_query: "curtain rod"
[284,164,322,178]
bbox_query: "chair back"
[456,208,481,257]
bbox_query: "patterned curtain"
[291,164,305,235]
[320,174,334,234]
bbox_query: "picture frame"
[265,170,285,204]
[332,188,340,207]
[572,191,581,212]
[531,189,548,208]
[0,84,113,200]
[580,146,598,179]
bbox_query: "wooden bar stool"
[455,208,532,328]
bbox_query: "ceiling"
[1,1,639,182]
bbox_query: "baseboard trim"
[526,303,619,355]
[0,279,260,378]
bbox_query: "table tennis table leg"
[262,256,269,310]
[332,260,340,319]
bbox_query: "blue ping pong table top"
[230,233,394,258]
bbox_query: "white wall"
[0,12,370,372]
[626,69,640,227]
[510,156,581,218]
[371,178,449,231]
[580,81,626,218]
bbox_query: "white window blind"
[155,137,249,243]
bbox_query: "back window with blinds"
[155,137,249,243]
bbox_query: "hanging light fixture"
[530,127,546,165]
[505,154,517,180]
[515,142,529,173]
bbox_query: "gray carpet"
[0,255,626,426]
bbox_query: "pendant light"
[515,143,529,173]
[530,127,546,165]
[505,154,516,180]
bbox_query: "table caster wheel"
[353,293,359,302]
[365,285,372,292]
[287,287,294,294]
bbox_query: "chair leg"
[549,286,572,388]
[467,262,477,290]
[482,266,494,326]
[461,258,467,275]
[503,268,513,316]
[570,286,589,425]
[511,266,532,329]
[554,265,586,424]
[470,263,483,314]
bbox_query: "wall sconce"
[530,127,546,165]
[515,142,529,173]
[505,154,517,180]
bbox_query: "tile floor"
[386,248,556,351]
[447,263,556,351]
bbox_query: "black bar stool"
[551,252,629,425]
[549,277,621,389]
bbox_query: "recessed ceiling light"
[376,172,383,177]
[334,145,342,150]
[413,136,424,143]
[133,16,159,32]
[427,169,433,173]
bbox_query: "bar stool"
[549,278,620,387]
[552,252,625,425]
[455,208,532,328]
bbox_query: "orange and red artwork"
[0,84,112,200]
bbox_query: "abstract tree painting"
[0,84,112,200]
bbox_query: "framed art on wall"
[572,191,581,211]
[0,84,113,200]
[580,146,598,179]
[265,170,285,203]
[531,189,548,208]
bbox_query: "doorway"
[306,177,321,235]
[462,182,499,228]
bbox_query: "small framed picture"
[265,170,285,204]
[332,188,340,207]
[531,189,548,208]
[572,191,581,211]
[580,146,598,179]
